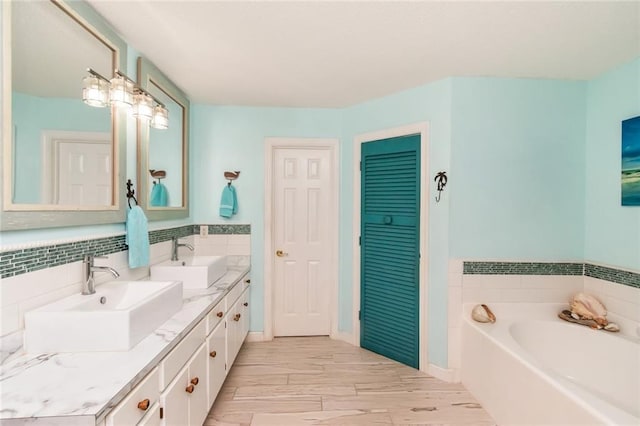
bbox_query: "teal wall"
[186,74,612,370]
[11,93,111,203]
[2,0,637,369]
[449,78,587,260]
[585,58,640,269]
[340,79,453,367]
[190,105,342,332]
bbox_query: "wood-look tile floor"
[204,336,495,426]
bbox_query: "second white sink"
[150,256,227,289]
[24,280,183,353]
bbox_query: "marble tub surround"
[0,263,249,425]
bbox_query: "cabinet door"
[206,321,227,408]
[227,298,242,365]
[239,287,250,342]
[139,403,162,426]
[106,368,159,426]
[160,369,189,426]
[187,345,208,426]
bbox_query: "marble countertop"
[0,257,250,425]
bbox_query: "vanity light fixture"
[109,70,135,108]
[132,90,154,121]
[82,68,110,107]
[151,104,169,130]
[82,69,168,129]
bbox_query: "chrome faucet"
[171,237,194,261]
[82,255,120,295]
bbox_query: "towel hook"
[434,171,447,203]
[126,179,138,208]
[224,170,240,186]
[149,169,166,185]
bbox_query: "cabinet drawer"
[206,299,226,335]
[226,281,243,306]
[242,273,251,290]
[160,319,206,390]
[106,367,159,426]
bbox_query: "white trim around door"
[264,137,339,341]
[352,122,430,371]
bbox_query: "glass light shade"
[150,105,169,129]
[82,75,109,107]
[109,75,134,108]
[132,93,154,121]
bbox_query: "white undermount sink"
[24,280,183,353]
[150,256,227,289]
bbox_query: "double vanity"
[0,255,250,426]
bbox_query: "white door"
[272,147,333,336]
[56,141,111,205]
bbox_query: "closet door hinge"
[358,310,361,321]
[359,236,361,246]
[359,161,362,171]
[160,407,164,419]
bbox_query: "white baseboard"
[428,363,460,383]
[245,331,267,342]
[331,331,356,346]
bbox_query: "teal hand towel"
[126,206,150,268]
[150,182,168,207]
[219,185,238,218]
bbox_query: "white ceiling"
[87,1,640,108]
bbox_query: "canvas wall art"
[622,116,640,206]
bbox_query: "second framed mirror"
[136,56,189,220]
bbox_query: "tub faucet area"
[171,237,194,261]
[82,255,120,295]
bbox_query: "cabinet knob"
[209,350,217,358]
[185,384,194,394]
[245,279,251,284]
[233,313,241,321]
[191,377,199,386]
[243,302,248,307]
[216,311,223,318]
[137,398,150,411]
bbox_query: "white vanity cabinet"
[106,367,160,426]
[159,318,208,426]
[103,274,250,426]
[160,344,208,426]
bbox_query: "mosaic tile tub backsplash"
[463,261,639,288]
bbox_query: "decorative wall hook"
[126,179,138,208]
[224,171,240,186]
[149,169,166,185]
[434,171,447,203]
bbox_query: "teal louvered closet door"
[360,134,420,368]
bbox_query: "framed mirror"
[136,57,189,220]
[1,0,127,230]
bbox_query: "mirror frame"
[136,56,189,221]
[0,0,128,230]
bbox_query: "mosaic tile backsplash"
[463,261,639,289]
[463,262,584,276]
[0,224,250,279]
